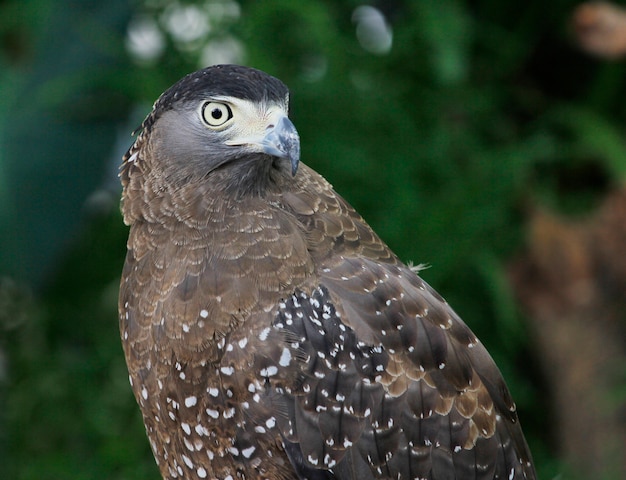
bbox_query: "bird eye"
[201,102,233,128]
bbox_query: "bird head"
[133,65,301,191]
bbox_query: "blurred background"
[1,0,625,478]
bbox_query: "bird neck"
[122,159,296,228]
[208,154,292,200]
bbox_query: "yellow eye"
[201,102,233,128]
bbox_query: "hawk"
[119,64,536,480]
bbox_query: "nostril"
[266,124,274,129]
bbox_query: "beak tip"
[291,156,300,176]
[262,115,301,176]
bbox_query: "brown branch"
[573,1,626,59]
[509,187,626,478]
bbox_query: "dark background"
[1,0,625,478]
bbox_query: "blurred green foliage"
[1,0,625,478]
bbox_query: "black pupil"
[211,108,223,120]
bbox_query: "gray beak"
[262,116,301,176]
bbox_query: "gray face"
[150,93,300,182]
[130,65,300,187]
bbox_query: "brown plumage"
[119,64,536,479]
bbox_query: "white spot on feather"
[242,446,256,458]
[260,366,278,377]
[184,437,194,451]
[279,348,292,366]
[182,454,193,468]
[259,327,271,341]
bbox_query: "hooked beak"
[261,115,301,176]
[225,114,301,176]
